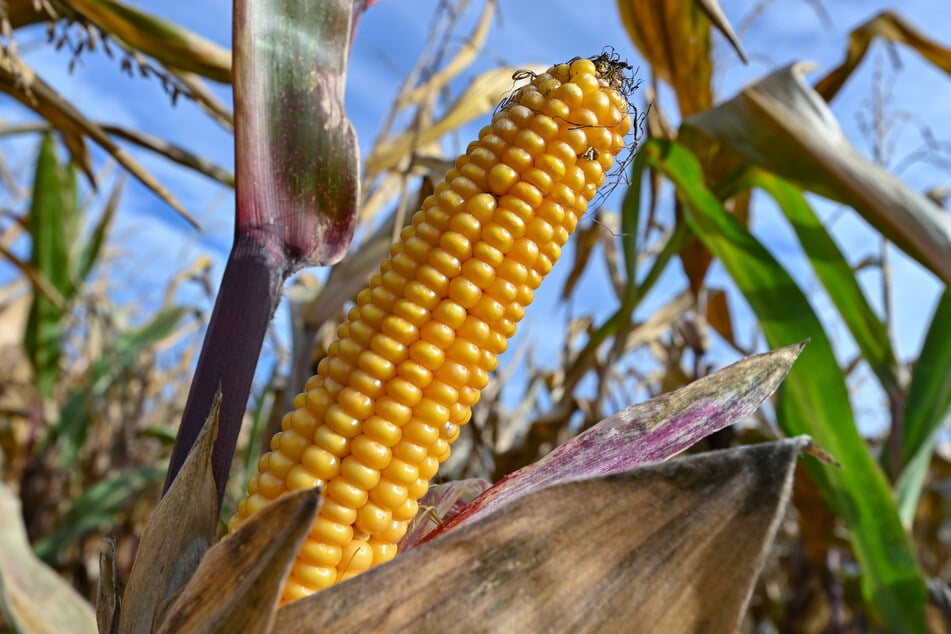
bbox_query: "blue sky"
[2,0,949,435]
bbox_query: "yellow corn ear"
[229,54,633,602]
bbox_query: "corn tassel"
[229,54,633,602]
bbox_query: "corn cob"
[229,54,633,602]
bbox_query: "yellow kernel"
[406,235,432,261]
[327,477,369,509]
[448,276,482,309]
[505,301,526,322]
[341,456,381,491]
[562,164,586,192]
[480,133,505,155]
[418,455,440,480]
[337,337,363,364]
[507,104,534,128]
[408,477,430,500]
[310,516,352,546]
[541,97,570,119]
[428,247,462,278]
[450,403,473,424]
[492,116,519,141]
[299,540,342,568]
[301,446,339,481]
[370,333,408,365]
[257,470,285,498]
[416,264,450,296]
[356,502,392,535]
[495,212,526,242]
[340,539,373,573]
[420,320,455,349]
[509,181,543,208]
[574,72,600,95]
[369,540,399,566]
[537,153,566,182]
[499,194,534,223]
[416,397,450,426]
[382,457,419,484]
[450,176,480,200]
[472,295,506,323]
[554,81,584,108]
[524,167,553,194]
[542,241,562,261]
[409,340,445,371]
[561,128,588,154]
[518,87,545,111]
[461,258,495,289]
[497,259,528,285]
[487,163,519,195]
[404,280,440,310]
[483,223,514,251]
[439,231,472,260]
[469,147,497,170]
[487,277,518,303]
[584,90,612,120]
[286,464,319,491]
[437,189,465,213]
[326,404,362,438]
[514,129,546,157]
[458,315,490,344]
[243,493,268,516]
[276,429,309,461]
[370,478,409,510]
[381,270,408,295]
[448,338,480,365]
[580,159,604,187]
[363,416,401,447]
[326,357,351,386]
[396,359,432,389]
[292,562,336,591]
[351,435,393,469]
[385,377,422,408]
[394,439,428,464]
[537,77,560,95]
[586,126,614,154]
[569,57,597,79]
[381,315,419,347]
[470,367,490,390]
[435,361,469,388]
[356,348,394,383]
[320,498,358,525]
[485,329,508,356]
[349,369,384,400]
[338,387,374,419]
[392,299,429,328]
[390,252,416,278]
[502,146,533,172]
[430,437,450,462]
[376,397,412,426]
[442,422,461,441]
[403,420,439,445]
[496,318,518,338]
[550,63,570,82]
[392,497,419,522]
[312,420,347,454]
[433,299,467,329]
[377,520,409,544]
[527,217,555,244]
[510,237,540,268]
[530,114,560,140]
[474,241,504,267]
[423,380,459,407]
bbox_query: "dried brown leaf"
[0,483,97,634]
[706,287,735,345]
[155,489,320,634]
[119,392,220,634]
[815,11,951,102]
[96,538,120,634]
[682,62,951,287]
[276,438,810,633]
[364,65,548,178]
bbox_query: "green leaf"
[639,138,925,632]
[75,175,123,284]
[894,291,951,525]
[730,170,900,399]
[45,306,188,466]
[32,466,165,563]
[25,134,71,400]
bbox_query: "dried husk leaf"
[682,62,951,287]
[0,483,97,634]
[154,489,320,634]
[119,393,221,634]
[275,438,810,633]
[96,538,120,634]
[438,342,804,536]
